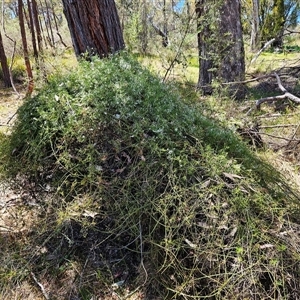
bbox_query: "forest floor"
[0,87,23,133]
[0,85,24,209]
[0,87,46,300]
[0,86,143,300]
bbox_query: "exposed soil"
[0,87,43,300]
[0,87,23,133]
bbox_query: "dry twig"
[250,38,276,64]
[30,272,50,300]
[259,131,300,142]
[260,124,299,129]
[286,123,300,148]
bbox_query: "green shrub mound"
[6,54,300,299]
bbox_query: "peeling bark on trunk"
[62,0,125,57]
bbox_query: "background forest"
[1,1,300,299]
[1,0,299,90]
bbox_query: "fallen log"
[247,73,300,115]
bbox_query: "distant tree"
[273,0,285,47]
[18,0,34,95]
[62,0,125,57]
[31,0,43,53]
[250,0,260,51]
[49,0,67,47]
[196,0,214,94]
[259,0,299,48]
[261,0,285,47]
[0,31,11,87]
[27,0,38,60]
[196,0,245,98]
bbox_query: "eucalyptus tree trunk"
[27,0,38,60]
[18,0,34,96]
[0,31,11,87]
[250,0,260,52]
[62,0,125,57]
[196,0,213,94]
[162,0,168,47]
[196,0,245,98]
[32,0,43,52]
[219,0,245,83]
[140,0,148,53]
[44,0,55,46]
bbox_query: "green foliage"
[4,53,300,298]
[260,0,300,47]
[124,12,142,52]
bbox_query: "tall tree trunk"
[140,0,148,53]
[250,0,260,52]
[18,0,34,96]
[219,0,245,83]
[32,0,43,52]
[44,0,55,46]
[196,0,214,94]
[196,0,245,98]
[0,31,11,87]
[162,0,168,47]
[62,0,125,57]
[27,0,39,60]
[38,10,49,49]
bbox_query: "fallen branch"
[7,111,18,124]
[221,74,274,85]
[148,17,169,47]
[247,73,300,115]
[285,29,300,35]
[260,124,299,129]
[251,38,276,64]
[200,71,289,92]
[259,131,300,142]
[249,31,300,66]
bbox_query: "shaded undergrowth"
[1,53,300,299]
